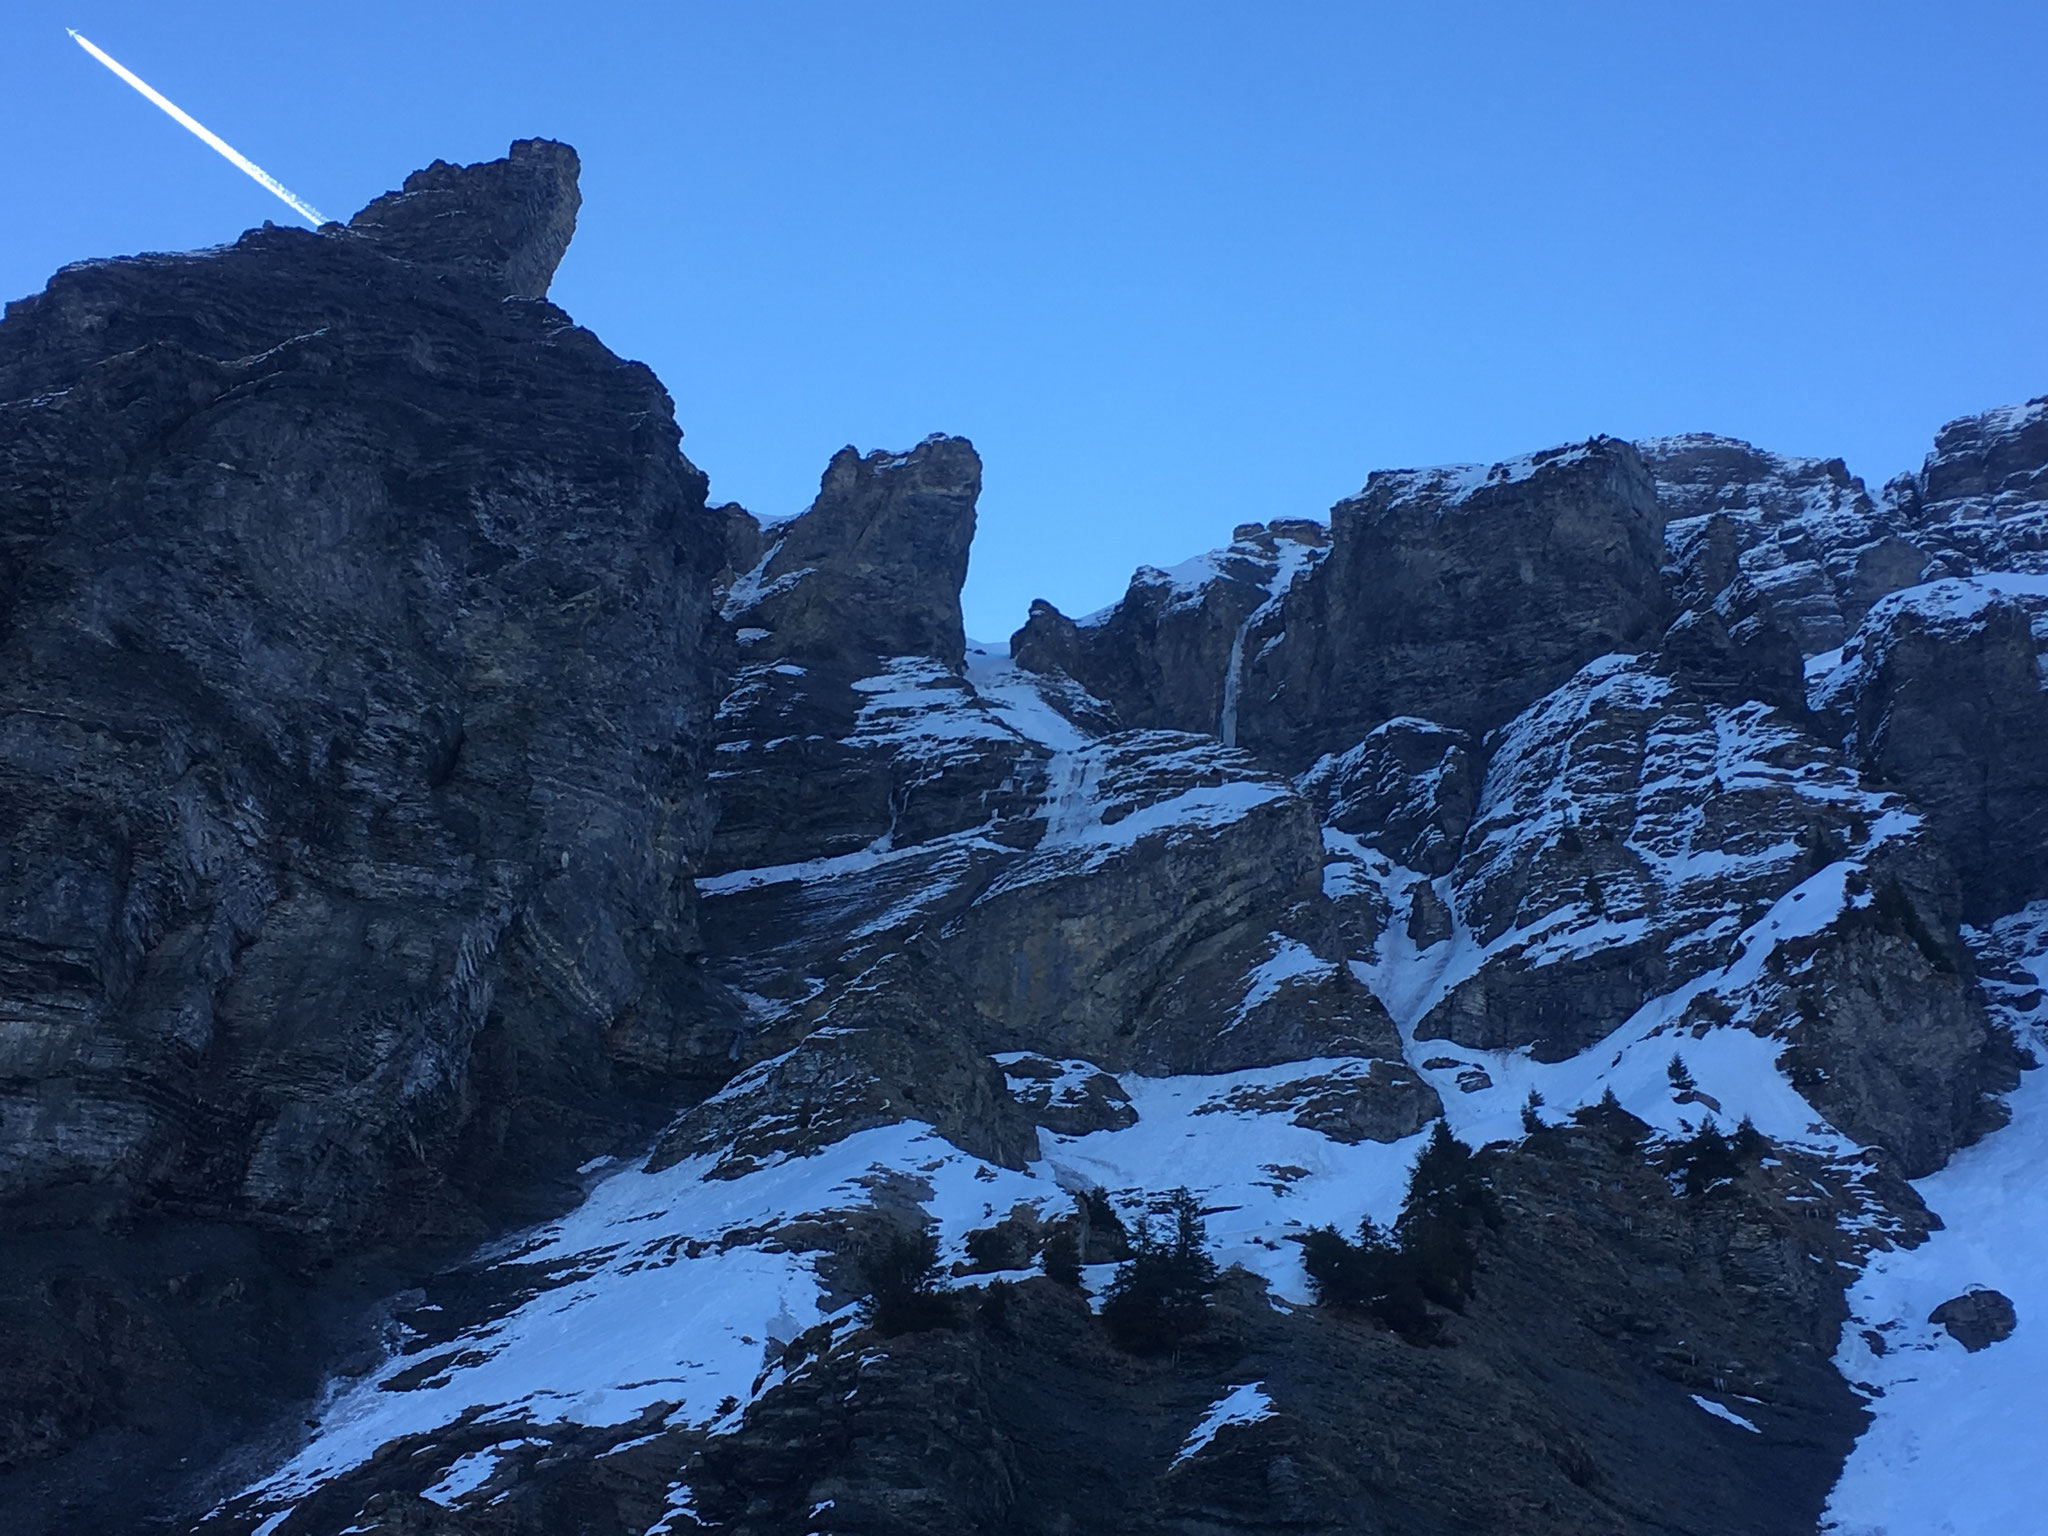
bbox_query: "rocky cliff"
[4,144,2046,1536]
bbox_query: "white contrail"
[67,28,328,228]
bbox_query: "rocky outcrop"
[1016,440,1670,768]
[1300,718,1476,878]
[1643,435,1928,659]
[345,139,582,300]
[0,136,726,1239]
[0,140,736,1523]
[1322,653,2005,1177]
[1928,1288,2017,1352]
[1882,396,2048,575]
[648,954,1040,1179]
[703,440,1033,878]
[1844,579,2048,923]
[1010,520,1328,740]
[1409,656,1910,1052]
[1919,397,2048,518]
[935,733,1394,1074]
[728,436,979,669]
[1237,439,1671,764]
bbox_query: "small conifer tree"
[856,1223,961,1336]
[1676,1119,1741,1198]
[1040,1227,1083,1288]
[1394,1122,1498,1312]
[1101,1187,1218,1354]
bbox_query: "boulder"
[1928,1288,2017,1352]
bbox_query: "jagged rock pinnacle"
[347,137,582,298]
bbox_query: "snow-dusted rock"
[1301,717,1476,878]
[726,434,979,670]
[938,732,1394,1074]
[1845,576,2048,922]
[1644,434,1928,659]
[1228,437,1672,765]
[648,953,1039,1179]
[1412,656,1913,1054]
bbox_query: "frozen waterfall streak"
[1040,748,1106,844]
[67,29,329,228]
[1217,618,1249,747]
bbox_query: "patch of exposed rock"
[1845,579,2048,923]
[1643,434,1928,662]
[1299,717,1476,877]
[1231,438,1672,764]
[1889,396,2048,574]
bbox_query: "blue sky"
[5,3,2044,639]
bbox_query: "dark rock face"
[1847,581,2048,923]
[935,734,1371,1073]
[0,141,727,1518]
[1300,718,1475,877]
[1015,441,1670,768]
[732,436,979,670]
[1010,520,1328,740]
[648,953,1041,1179]
[1232,438,1671,765]
[1929,1287,2018,1352]
[703,439,1021,879]
[346,138,582,300]
[1918,397,2048,522]
[1652,509,1810,713]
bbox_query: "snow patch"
[1689,1395,1760,1434]
[1172,1382,1275,1465]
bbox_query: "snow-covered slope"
[1825,905,2048,1535]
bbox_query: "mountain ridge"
[2,140,2043,1536]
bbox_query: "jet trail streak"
[68,28,328,228]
